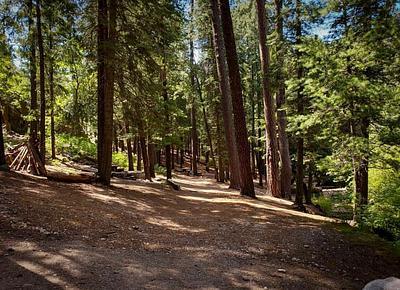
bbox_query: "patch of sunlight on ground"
[145,217,206,233]
[177,195,340,223]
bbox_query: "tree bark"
[275,0,292,199]
[125,123,134,171]
[256,0,280,197]
[210,0,240,189]
[28,0,38,143]
[190,0,198,176]
[97,0,115,185]
[148,143,156,178]
[36,0,46,164]
[294,0,304,205]
[0,108,7,169]
[136,139,142,171]
[162,56,172,180]
[218,0,255,197]
[49,19,56,159]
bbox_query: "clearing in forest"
[0,171,399,289]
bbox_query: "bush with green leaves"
[363,169,400,241]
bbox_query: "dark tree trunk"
[97,0,115,185]
[28,0,38,143]
[0,108,8,170]
[257,100,263,187]
[114,125,119,152]
[216,108,224,182]
[210,0,240,189]
[125,123,134,171]
[180,148,184,168]
[148,143,156,178]
[307,161,313,202]
[190,0,198,176]
[256,0,280,197]
[49,21,56,159]
[161,55,172,180]
[36,0,46,164]
[275,0,292,198]
[218,0,255,197]
[136,139,142,171]
[295,0,304,205]
[139,135,151,181]
[171,145,175,169]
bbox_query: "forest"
[0,0,399,289]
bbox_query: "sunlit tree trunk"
[218,0,255,197]
[256,0,280,197]
[49,18,56,159]
[210,0,241,189]
[275,0,292,199]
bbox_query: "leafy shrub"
[55,134,97,159]
[364,169,400,241]
[155,164,166,176]
[112,152,129,169]
[312,196,333,215]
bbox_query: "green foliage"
[55,134,96,159]
[312,196,333,215]
[112,152,129,169]
[364,169,400,241]
[155,164,167,177]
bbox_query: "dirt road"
[0,171,399,289]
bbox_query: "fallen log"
[47,171,95,184]
[166,179,180,190]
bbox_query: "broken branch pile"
[6,141,47,176]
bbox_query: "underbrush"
[314,168,400,244]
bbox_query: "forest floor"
[0,170,399,290]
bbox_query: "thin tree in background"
[0,107,7,170]
[36,0,45,163]
[49,14,56,159]
[210,0,241,189]
[275,0,291,199]
[190,0,198,176]
[27,0,37,143]
[256,0,280,197]
[294,0,304,205]
[219,0,255,197]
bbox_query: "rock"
[291,257,300,262]
[363,277,400,290]
[277,269,286,273]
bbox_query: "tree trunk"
[216,108,224,183]
[218,0,255,197]
[0,108,8,170]
[139,135,151,181]
[148,143,156,178]
[49,23,56,160]
[190,0,198,176]
[36,0,46,164]
[28,0,38,143]
[125,123,134,171]
[136,139,142,171]
[275,0,292,198]
[256,0,280,198]
[257,100,263,187]
[162,55,172,180]
[195,76,217,179]
[307,161,313,202]
[97,0,115,185]
[210,0,240,189]
[295,0,304,205]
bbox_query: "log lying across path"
[46,170,95,184]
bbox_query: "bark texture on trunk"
[36,0,46,164]
[28,0,38,143]
[0,108,7,168]
[49,20,56,159]
[97,0,115,185]
[294,0,304,205]
[256,0,280,197]
[210,0,240,189]
[219,0,255,197]
[275,0,292,198]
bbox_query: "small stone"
[277,268,286,273]
[304,244,310,248]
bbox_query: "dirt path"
[0,171,399,289]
